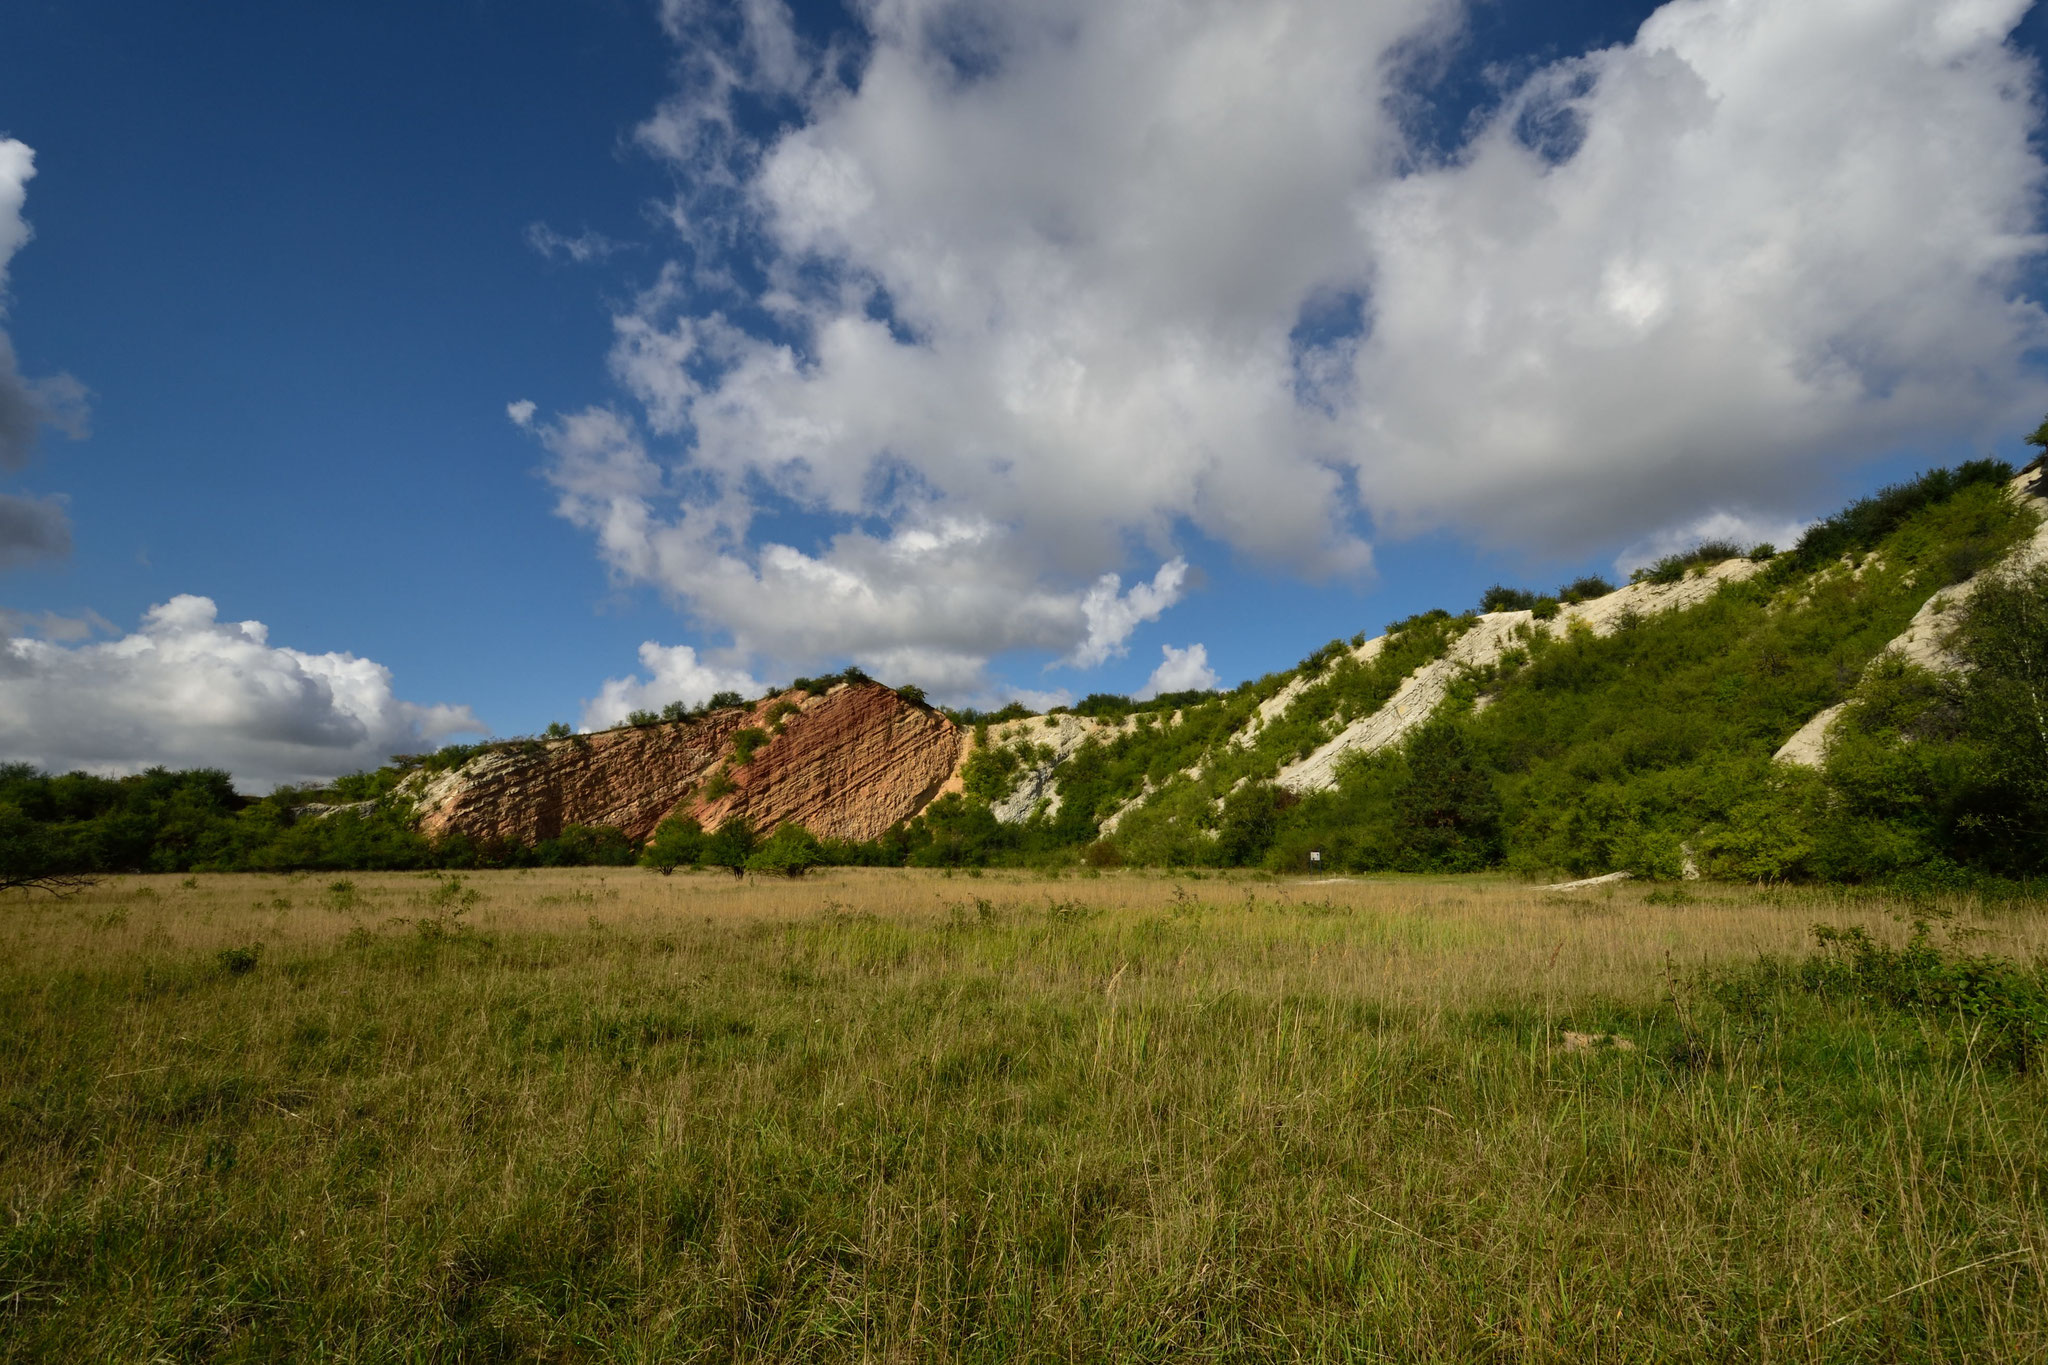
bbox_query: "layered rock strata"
[691,683,965,842]
[406,681,962,845]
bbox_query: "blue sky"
[3,0,2047,789]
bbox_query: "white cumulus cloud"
[530,0,2048,697]
[1134,643,1219,701]
[1350,0,2048,547]
[581,641,765,731]
[0,595,485,792]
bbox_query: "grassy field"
[2,868,2045,1361]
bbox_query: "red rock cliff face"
[686,681,965,842]
[407,682,964,846]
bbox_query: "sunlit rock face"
[407,681,964,845]
[688,682,965,843]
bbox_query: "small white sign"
[1309,850,1322,864]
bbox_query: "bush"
[1480,585,1540,614]
[215,945,262,976]
[896,684,929,706]
[943,702,1034,726]
[1297,640,1349,676]
[729,728,769,765]
[961,744,1026,805]
[1556,576,1615,604]
[1786,459,2012,572]
[543,721,573,740]
[536,824,637,867]
[1217,783,1284,866]
[410,742,490,775]
[1714,919,2048,1071]
[1388,607,1454,634]
[660,701,688,723]
[1630,540,1746,586]
[1081,839,1123,868]
[625,710,660,728]
[1073,693,1136,720]
[707,691,747,711]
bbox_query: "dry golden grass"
[3,869,2045,1360]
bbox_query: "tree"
[1392,723,1502,871]
[1951,560,2048,873]
[640,814,707,873]
[2024,413,2048,459]
[702,816,756,877]
[746,822,825,877]
[1216,783,1282,866]
[536,823,637,867]
[0,804,97,896]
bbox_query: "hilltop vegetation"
[951,459,2043,888]
[2,460,2041,889]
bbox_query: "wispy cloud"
[524,222,629,264]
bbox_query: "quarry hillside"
[401,680,964,847]
[6,457,2042,884]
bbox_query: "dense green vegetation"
[1092,463,2043,888]
[0,763,648,876]
[3,462,2039,888]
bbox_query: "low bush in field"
[1709,917,2048,1071]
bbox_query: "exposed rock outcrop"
[1775,469,2048,766]
[690,683,964,842]
[1231,636,1389,750]
[1275,559,1766,793]
[918,712,1132,825]
[406,682,961,845]
[984,713,1125,823]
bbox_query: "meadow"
[2,867,2044,1361]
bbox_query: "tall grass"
[3,869,2044,1360]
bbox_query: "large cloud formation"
[0,596,486,792]
[0,138,88,568]
[534,0,2047,697]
